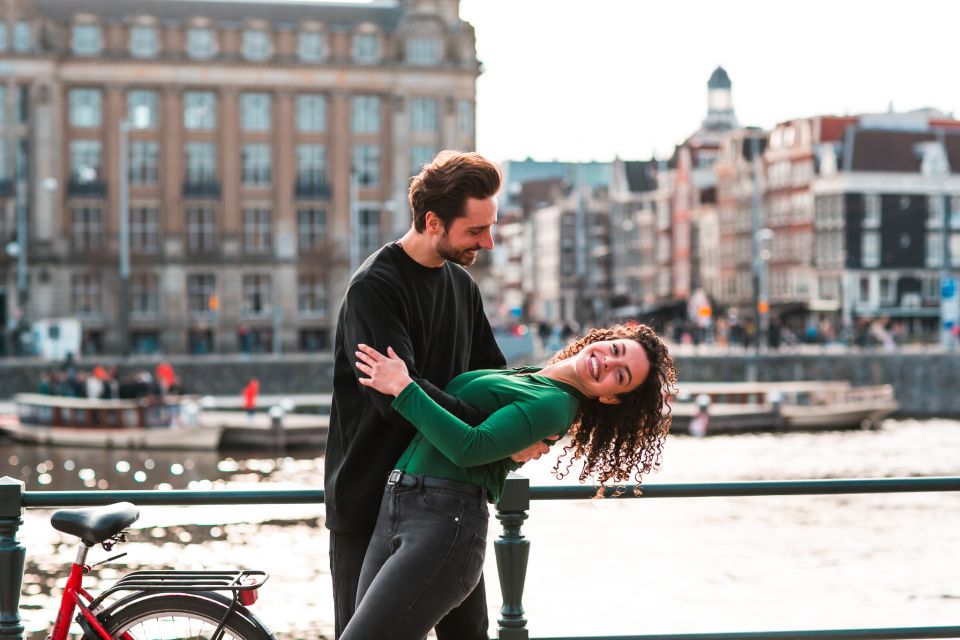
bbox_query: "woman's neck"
[536,359,587,395]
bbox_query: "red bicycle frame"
[50,544,131,640]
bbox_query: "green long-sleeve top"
[391,368,585,502]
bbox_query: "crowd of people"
[37,355,185,400]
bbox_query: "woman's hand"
[355,344,413,397]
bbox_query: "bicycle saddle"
[50,502,140,545]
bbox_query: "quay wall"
[0,351,958,416]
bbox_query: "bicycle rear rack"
[88,570,268,610]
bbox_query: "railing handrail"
[4,474,958,640]
[16,476,960,508]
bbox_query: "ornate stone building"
[0,0,479,354]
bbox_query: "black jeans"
[338,477,490,640]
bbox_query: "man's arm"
[341,278,489,427]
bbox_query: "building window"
[298,208,326,251]
[297,144,326,187]
[13,21,32,52]
[184,91,216,129]
[0,87,4,125]
[129,26,158,58]
[864,194,881,228]
[241,92,271,131]
[69,89,102,127]
[72,274,101,316]
[351,95,379,133]
[410,144,435,174]
[352,32,380,64]
[861,231,879,268]
[857,276,870,304]
[405,37,441,65]
[127,90,158,128]
[72,24,102,56]
[186,28,217,59]
[242,29,272,61]
[72,206,102,251]
[352,145,380,187]
[70,141,102,183]
[242,275,271,316]
[296,94,326,132]
[129,141,159,186]
[0,141,6,179]
[130,273,159,318]
[953,233,960,268]
[185,143,216,183]
[878,276,896,306]
[922,275,939,301]
[926,232,943,268]
[242,144,272,186]
[358,207,381,256]
[243,208,272,253]
[186,207,216,253]
[130,207,159,253]
[458,99,473,136]
[927,195,947,230]
[187,274,216,316]
[298,31,326,62]
[410,97,437,133]
[298,274,326,317]
[0,24,6,51]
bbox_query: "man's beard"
[436,232,481,266]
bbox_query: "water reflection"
[8,421,960,640]
[2,440,325,491]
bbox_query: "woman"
[341,323,677,639]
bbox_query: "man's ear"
[598,395,621,405]
[424,211,442,234]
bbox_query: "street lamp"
[754,227,773,353]
[118,105,150,357]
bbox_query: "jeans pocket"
[418,489,466,518]
[457,533,487,595]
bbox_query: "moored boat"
[668,381,898,435]
[1,393,222,450]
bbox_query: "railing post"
[0,477,25,640]
[495,472,530,640]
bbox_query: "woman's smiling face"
[573,338,651,403]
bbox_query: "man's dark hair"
[408,150,502,232]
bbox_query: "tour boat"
[0,393,222,450]
[668,381,899,435]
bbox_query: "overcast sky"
[459,0,960,163]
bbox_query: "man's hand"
[510,434,560,463]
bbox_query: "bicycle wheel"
[96,592,274,640]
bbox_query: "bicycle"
[46,501,275,640]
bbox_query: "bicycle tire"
[94,592,275,640]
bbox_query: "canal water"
[6,418,960,639]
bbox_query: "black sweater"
[324,243,505,534]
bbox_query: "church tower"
[703,66,738,131]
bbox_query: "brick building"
[0,0,479,354]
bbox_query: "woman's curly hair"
[550,323,678,494]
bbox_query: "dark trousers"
[335,482,490,640]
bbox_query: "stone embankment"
[1,351,958,416]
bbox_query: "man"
[324,150,552,639]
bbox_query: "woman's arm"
[356,344,573,467]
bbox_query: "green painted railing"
[2,475,959,640]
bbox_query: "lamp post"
[117,106,150,357]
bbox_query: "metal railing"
[2,475,959,640]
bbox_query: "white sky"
[459,0,960,163]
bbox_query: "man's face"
[433,196,497,266]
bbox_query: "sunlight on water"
[8,418,960,639]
